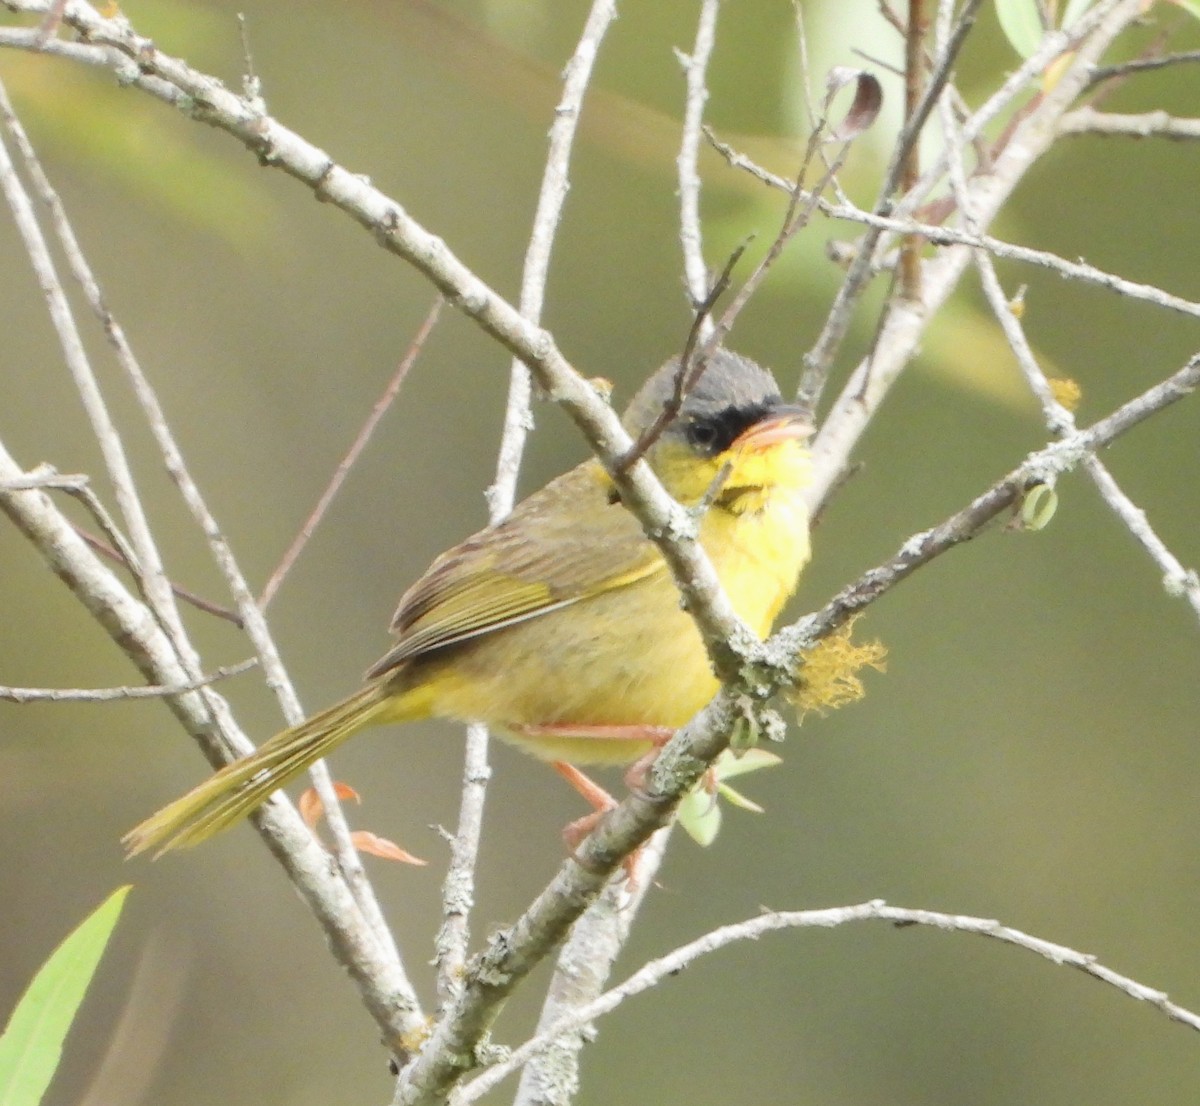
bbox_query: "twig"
[791,353,1200,644]
[74,526,244,628]
[798,0,984,408]
[0,79,198,688]
[974,251,1200,625]
[898,0,927,301]
[1059,107,1200,140]
[453,898,1200,1102]
[675,0,720,330]
[32,0,65,41]
[0,72,419,1045]
[1089,49,1200,84]
[618,239,748,472]
[396,350,1200,1105]
[259,296,443,610]
[0,434,423,1048]
[512,827,670,1106]
[435,0,620,1034]
[936,45,1200,630]
[0,470,89,491]
[0,659,258,703]
[706,72,881,370]
[706,135,1200,321]
[0,468,212,625]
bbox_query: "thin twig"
[397,349,1200,1106]
[798,0,984,408]
[935,37,1200,630]
[453,898,1200,1103]
[617,238,748,472]
[675,0,720,328]
[436,0,620,1032]
[0,73,419,1042]
[1059,107,1200,140]
[0,659,258,703]
[1089,49,1200,84]
[74,526,244,628]
[259,296,442,609]
[898,0,927,301]
[706,134,1200,321]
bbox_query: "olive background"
[1,2,1198,1104]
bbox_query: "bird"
[123,349,814,858]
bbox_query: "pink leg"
[550,760,652,887]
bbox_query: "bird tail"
[123,682,397,858]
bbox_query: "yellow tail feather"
[124,682,397,858]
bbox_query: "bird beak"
[732,405,814,453]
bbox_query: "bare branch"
[1059,106,1200,140]
[707,135,1200,321]
[437,0,620,1052]
[1089,49,1200,83]
[898,0,928,301]
[73,526,244,628]
[675,0,720,330]
[0,71,420,1046]
[394,350,1200,1105]
[260,297,443,610]
[0,440,424,1046]
[0,660,257,703]
[454,898,1200,1102]
[799,0,984,406]
[934,58,1200,631]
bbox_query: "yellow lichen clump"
[785,620,887,721]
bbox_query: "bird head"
[622,350,814,510]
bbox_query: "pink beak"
[732,407,813,453]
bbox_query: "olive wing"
[364,462,665,679]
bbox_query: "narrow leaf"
[0,886,131,1106]
[995,0,1045,58]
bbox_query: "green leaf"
[995,0,1045,58]
[716,783,766,815]
[711,748,782,782]
[0,887,131,1106]
[678,788,722,847]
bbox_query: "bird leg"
[551,761,646,885]
[508,724,676,886]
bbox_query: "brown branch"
[259,296,443,609]
[898,0,927,301]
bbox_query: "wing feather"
[364,461,665,679]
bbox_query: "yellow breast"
[415,466,812,765]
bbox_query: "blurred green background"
[1,1,1199,1104]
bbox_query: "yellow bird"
[124,350,813,857]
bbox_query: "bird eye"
[685,419,719,452]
